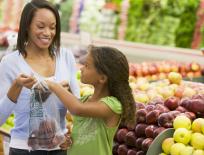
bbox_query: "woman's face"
[27,8,56,51]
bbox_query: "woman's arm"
[7,74,36,103]
[47,81,114,119]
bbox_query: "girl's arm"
[47,81,115,119]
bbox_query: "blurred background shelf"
[61,32,204,64]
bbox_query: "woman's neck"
[25,45,50,59]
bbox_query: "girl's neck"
[89,85,109,102]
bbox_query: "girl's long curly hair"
[89,45,136,126]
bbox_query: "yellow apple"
[159,153,167,155]
[180,146,194,155]
[173,128,191,145]
[170,143,186,155]
[182,87,196,98]
[191,133,204,149]
[193,149,204,155]
[133,93,149,104]
[168,72,182,85]
[173,115,191,130]
[192,118,204,133]
[162,137,174,154]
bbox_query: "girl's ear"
[99,74,108,84]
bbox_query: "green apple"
[159,153,167,155]
[162,137,174,154]
[170,143,186,155]
[173,128,191,145]
[191,133,204,150]
[180,146,194,155]
[173,115,191,130]
[192,118,204,133]
[193,149,204,155]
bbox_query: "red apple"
[135,124,148,137]
[145,125,158,138]
[145,104,155,112]
[141,138,153,152]
[188,99,204,113]
[125,131,136,147]
[113,143,119,155]
[154,104,170,113]
[136,109,147,123]
[116,128,129,143]
[136,102,145,110]
[184,111,196,120]
[164,96,179,110]
[176,106,188,113]
[148,66,158,75]
[146,110,160,124]
[168,111,181,118]
[153,127,166,138]
[135,137,145,150]
[127,149,137,155]
[136,150,145,155]
[117,144,128,155]
[158,113,174,128]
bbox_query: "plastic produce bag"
[28,79,65,150]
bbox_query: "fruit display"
[113,72,204,155]
[0,114,14,133]
[160,116,204,155]
[0,134,4,155]
[129,61,203,81]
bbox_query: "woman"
[0,0,79,155]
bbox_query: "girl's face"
[80,53,103,85]
[27,8,56,51]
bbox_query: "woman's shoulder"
[59,47,74,58]
[1,50,20,64]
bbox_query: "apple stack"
[113,72,204,155]
[160,115,204,155]
[129,61,202,81]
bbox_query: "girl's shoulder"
[100,96,122,114]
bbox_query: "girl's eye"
[38,26,44,29]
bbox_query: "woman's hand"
[15,74,37,89]
[59,132,72,150]
[7,74,37,103]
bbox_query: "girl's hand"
[59,81,71,92]
[15,74,37,89]
[59,133,72,150]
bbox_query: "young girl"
[46,45,136,155]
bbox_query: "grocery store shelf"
[61,32,204,64]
